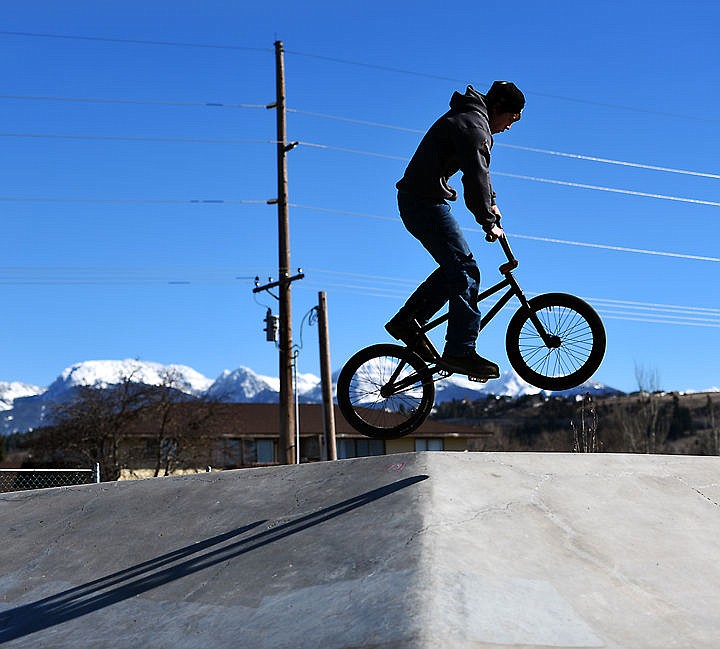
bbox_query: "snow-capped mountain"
[44,359,213,401]
[1,360,215,435]
[0,358,621,435]
[206,366,325,403]
[206,367,280,403]
[434,371,542,402]
[0,382,46,411]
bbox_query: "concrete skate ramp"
[1,453,719,648]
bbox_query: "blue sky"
[1,0,719,394]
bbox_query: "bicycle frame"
[339,233,606,437]
[416,235,557,355]
[383,234,564,393]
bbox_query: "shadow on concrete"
[0,474,428,643]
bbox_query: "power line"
[296,280,720,328]
[293,204,720,262]
[0,132,276,145]
[290,203,400,222]
[497,143,720,180]
[291,108,720,179]
[297,141,408,161]
[586,297,720,317]
[0,280,244,286]
[284,50,717,122]
[3,191,718,262]
[303,267,418,286]
[0,30,271,52]
[0,93,267,109]
[0,265,270,285]
[288,108,425,133]
[492,171,720,208]
[306,269,720,315]
[285,49,466,83]
[595,313,720,328]
[504,233,720,263]
[2,195,717,263]
[8,127,720,197]
[0,196,269,205]
[3,259,717,326]
[1,30,713,122]
[293,142,720,207]
[4,94,718,180]
[302,267,720,318]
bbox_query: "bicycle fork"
[480,275,561,350]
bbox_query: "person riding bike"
[386,80,525,378]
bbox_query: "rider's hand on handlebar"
[485,224,505,242]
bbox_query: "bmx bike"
[336,234,606,439]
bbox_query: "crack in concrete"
[404,502,515,547]
[674,475,720,508]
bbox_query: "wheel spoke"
[337,344,435,437]
[507,294,605,392]
[516,303,595,380]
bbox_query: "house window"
[337,438,385,459]
[211,438,276,467]
[212,438,243,467]
[242,439,276,464]
[225,439,242,464]
[256,439,275,464]
[414,438,443,451]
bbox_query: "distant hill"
[0,358,624,435]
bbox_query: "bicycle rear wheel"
[506,292,606,391]
[337,343,435,439]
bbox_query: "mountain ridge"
[0,358,625,435]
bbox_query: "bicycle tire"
[336,343,435,439]
[506,292,606,391]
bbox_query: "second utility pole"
[273,40,295,465]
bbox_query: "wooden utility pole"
[254,41,304,464]
[273,40,295,464]
[317,292,337,460]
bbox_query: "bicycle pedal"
[467,375,489,383]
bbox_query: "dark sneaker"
[440,351,500,379]
[385,316,436,362]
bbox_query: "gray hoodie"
[396,85,497,232]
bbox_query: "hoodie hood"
[449,85,488,116]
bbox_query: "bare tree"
[145,368,217,476]
[635,365,658,451]
[700,394,720,455]
[614,364,672,453]
[49,369,150,480]
[571,393,600,452]
[712,396,719,455]
[148,368,187,477]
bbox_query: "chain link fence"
[0,464,100,493]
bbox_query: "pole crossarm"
[253,271,305,296]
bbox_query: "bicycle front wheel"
[336,343,435,439]
[506,293,606,391]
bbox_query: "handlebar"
[487,232,519,273]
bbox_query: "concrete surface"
[1,452,719,648]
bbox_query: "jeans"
[395,192,481,356]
